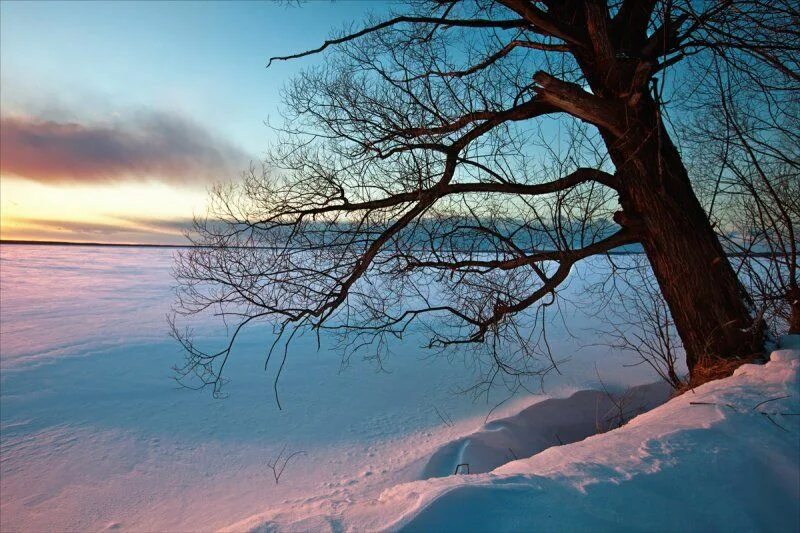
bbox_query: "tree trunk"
[788,286,800,335]
[604,96,764,383]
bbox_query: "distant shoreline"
[0,239,771,257]
[0,239,188,248]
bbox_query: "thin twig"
[267,445,308,484]
[752,395,791,411]
[762,413,790,432]
[433,405,454,427]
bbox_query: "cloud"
[7,215,194,234]
[3,215,197,245]
[0,111,250,185]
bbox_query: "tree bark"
[788,286,800,335]
[604,96,764,380]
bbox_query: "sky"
[0,0,392,244]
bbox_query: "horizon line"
[1,239,769,259]
[0,239,189,248]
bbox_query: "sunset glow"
[0,1,374,244]
[0,177,207,244]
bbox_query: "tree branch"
[256,167,617,224]
[532,71,623,135]
[497,0,581,44]
[266,15,532,67]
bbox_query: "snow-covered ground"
[1,245,795,532]
[231,337,800,532]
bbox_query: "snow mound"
[233,339,800,532]
[421,382,671,479]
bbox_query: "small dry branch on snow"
[267,445,307,484]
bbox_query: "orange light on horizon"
[0,176,209,244]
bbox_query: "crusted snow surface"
[233,338,800,532]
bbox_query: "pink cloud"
[0,112,249,185]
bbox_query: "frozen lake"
[0,244,665,531]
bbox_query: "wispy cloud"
[0,111,250,185]
[3,215,197,245]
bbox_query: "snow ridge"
[234,338,800,533]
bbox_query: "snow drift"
[234,337,800,532]
[421,381,672,479]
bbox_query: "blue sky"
[0,1,392,243]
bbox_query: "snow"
[0,245,665,531]
[2,245,796,532]
[231,337,799,532]
[420,381,671,479]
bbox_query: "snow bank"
[420,382,671,479]
[236,338,800,532]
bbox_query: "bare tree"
[172,1,798,400]
[686,56,799,335]
[590,254,686,390]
